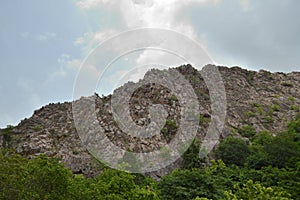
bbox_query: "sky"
[0,0,299,128]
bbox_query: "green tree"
[287,113,300,133]
[182,138,202,169]
[238,125,257,139]
[222,180,292,200]
[0,151,72,200]
[215,137,250,166]
[0,149,29,200]
[25,155,72,200]
[67,174,95,200]
[158,168,226,200]
[264,132,300,168]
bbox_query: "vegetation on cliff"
[1,113,299,199]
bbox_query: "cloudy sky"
[0,0,299,128]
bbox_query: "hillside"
[1,64,299,178]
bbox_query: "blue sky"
[0,0,299,128]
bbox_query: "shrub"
[270,104,280,112]
[264,116,274,123]
[182,139,202,169]
[281,82,293,87]
[33,124,43,131]
[222,180,292,200]
[2,125,14,147]
[215,137,250,166]
[245,111,255,117]
[198,114,211,126]
[288,96,295,102]
[238,125,256,139]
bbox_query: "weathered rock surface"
[0,64,299,178]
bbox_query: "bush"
[264,132,300,168]
[222,180,292,200]
[0,151,71,200]
[2,125,14,147]
[238,125,256,139]
[245,111,255,117]
[215,137,250,166]
[158,168,226,200]
[182,139,202,169]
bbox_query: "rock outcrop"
[1,64,299,177]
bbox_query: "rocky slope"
[0,64,299,177]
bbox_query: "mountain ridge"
[1,64,299,177]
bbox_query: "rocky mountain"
[0,64,299,178]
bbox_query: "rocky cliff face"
[0,64,299,177]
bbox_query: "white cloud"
[135,49,185,67]
[76,0,117,9]
[36,32,57,41]
[118,0,219,67]
[119,0,210,38]
[53,54,82,78]
[19,32,57,41]
[76,0,101,9]
[74,36,86,46]
[73,0,220,91]
[54,54,100,81]
[74,29,118,55]
[75,0,221,42]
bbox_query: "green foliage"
[198,114,211,126]
[0,114,299,199]
[158,168,226,200]
[194,197,210,200]
[252,131,273,146]
[270,104,280,112]
[33,124,43,131]
[2,125,14,147]
[72,149,79,155]
[161,119,178,140]
[262,70,273,80]
[252,102,261,107]
[237,125,256,139]
[222,180,292,200]
[0,150,72,200]
[0,151,160,200]
[26,155,72,199]
[0,149,29,200]
[264,116,274,123]
[181,139,202,169]
[247,123,300,169]
[287,112,300,133]
[215,137,251,166]
[245,111,255,117]
[246,146,270,169]
[165,119,178,129]
[68,169,160,200]
[253,103,264,115]
[168,94,178,101]
[264,132,300,168]
[246,71,255,84]
[255,166,300,198]
[281,82,293,87]
[290,105,300,111]
[118,151,142,172]
[288,96,295,102]
[257,107,264,115]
